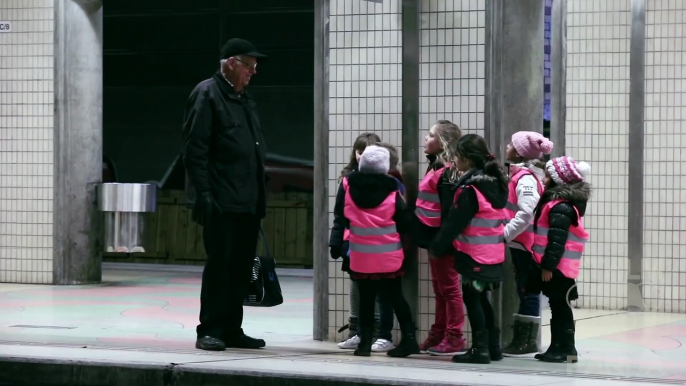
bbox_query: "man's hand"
[330,246,342,260]
[192,192,215,227]
[542,269,553,282]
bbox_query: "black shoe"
[195,336,226,351]
[225,334,266,349]
[354,326,373,357]
[538,323,577,363]
[387,323,420,358]
[535,318,562,361]
[452,330,490,364]
[488,327,503,361]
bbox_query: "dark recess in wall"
[104,0,315,183]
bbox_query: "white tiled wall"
[565,0,631,310]
[643,0,686,313]
[327,0,403,340]
[417,0,485,341]
[0,0,54,284]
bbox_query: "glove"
[330,246,342,260]
[192,191,214,227]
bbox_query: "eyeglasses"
[232,57,257,70]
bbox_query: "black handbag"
[243,227,283,307]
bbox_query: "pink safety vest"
[415,166,447,227]
[505,168,543,252]
[452,186,506,265]
[532,199,589,279]
[344,184,404,274]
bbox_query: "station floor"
[0,263,684,385]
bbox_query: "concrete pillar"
[401,0,420,324]
[486,0,545,345]
[551,0,567,158]
[53,0,104,284]
[313,0,330,341]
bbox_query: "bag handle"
[259,226,272,258]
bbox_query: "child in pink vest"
[337,145,419,357]
[412,120,467,356]
[528,156,590,364]
[429,134,509,364]
[502,131,553,356]
[329,133,398,353]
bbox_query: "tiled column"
[566,0,631,310]
[643,0,686,313]
[327,0,403,340]
[0,0,55,283]
[416,0,486,342]
[53,0,103,284]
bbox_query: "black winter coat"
[182,72,267,217]
[533,182,591,272]
[329,172,409,273]
[429,169,508,283]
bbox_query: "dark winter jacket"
[329,172,410,271]
[429,169,508,282]
[182,71,267,217]
[412,154,446,249]
[534,182,591,272]
[329,169,405,248]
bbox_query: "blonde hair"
[374,142,399,172]
[433,120,462,166]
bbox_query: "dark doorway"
[103,0,315,184]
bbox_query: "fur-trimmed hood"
[539,182,591,216]
[454,169,508,209]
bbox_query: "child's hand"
[542,269,553,282]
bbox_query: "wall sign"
[0,22,11,33]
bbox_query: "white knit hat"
[359,145,390,175]
[546,156,591,185]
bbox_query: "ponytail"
[483,156,509,192]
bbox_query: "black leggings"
[357,277,413,335]
[549,292,574,326]
[462,284,495,331]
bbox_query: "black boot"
[504,315,540,356]
[452,329,490,364]
[489,327,503,361]
[354,326,373,357]
[387,323,420,358]
[539,323,577,363]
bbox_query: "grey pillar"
[401,0,420,323]
[486,0,545,345]
[551,0,567,158]
[53,0,104,285]
[313,0,330,341]
[627,0,646,311]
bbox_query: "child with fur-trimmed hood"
[527,156,591,364]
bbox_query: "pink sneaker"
[419,331,444,353]
[427,335,467,356]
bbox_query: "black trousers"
[357,277,413,336]
[462,284,496,331]
[196,212,261,340]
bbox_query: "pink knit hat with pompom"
[546,156,591,185]
[511,131,554,160]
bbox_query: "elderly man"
[182,38,267,351]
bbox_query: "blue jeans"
[510,247,540,316]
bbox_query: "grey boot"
[503,314,540,356]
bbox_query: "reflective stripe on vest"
[532,199,589,279]
[505,168,543,252]
[415,167,446,227]
[344,182,404,274]
[452,186,506,265]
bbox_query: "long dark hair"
[450,134,508,191]
[340,133,381,178]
